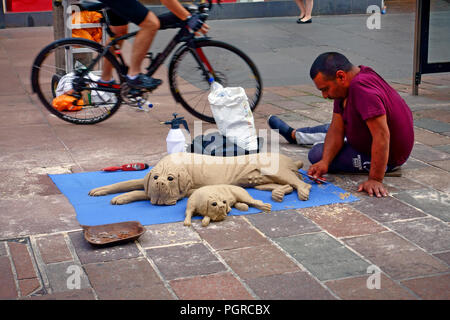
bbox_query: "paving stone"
[344,232,449,280]
[325,274,417,300]
[429,159,450,171]
[385,218,450,253]
[193,217,271,251]
[265,86,310,98]
[274,232,370,281]
[19,278,41,296]
[401,157,429,170]
[393,189,450,222]
[84,258,173,300]
[414,118,450,133]
[68,231,142,265]
[146,243,226,280]
[245,209,320,238]
[138,222,201,249]
[434,144,450,154]
[270,99,313,111]
[253,103,286,118]
[27,288,96,300]
[7,240,37,280]
[0,256,18,299]
[246,271,336,300]
[382,176,426,193]
[410,143,450,162]
[351,195,426,223]
[302,203,386,238]
[401,274,450,300]
[219,244,300,280]
[45,261,90,293]
[413,128,450,146]
[433,252,450,266]
[170,272,254,300]
[0,242,6,256]
[36,234,73,264]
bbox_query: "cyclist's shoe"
[126,74,162,90]
[268,115,297,144]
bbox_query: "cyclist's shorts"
[99,0,148,26]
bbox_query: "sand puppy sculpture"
[89,152,311,205]
[184,185,272,227]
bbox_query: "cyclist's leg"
[98,0,160,88]
[101,9,128,83]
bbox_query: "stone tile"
[246,209,320,238]
[7,240,37,280]
[146,243,226,280]
[385,218,450,253]
[19,278,41,296]
[246,271,336,300]
[382,176,426,193]
[393,189,450,222]
[84,258,173,300]
[170,272,254,300]
[265,86,310,98]
[0,242,6,256]
[138,223,201,249]
[414,118,450,133]
[433,252,450,266]
[275,232,370,281]
[410,143,450,162]
[45,261,90,293]
[401,157,429,170]
[325,274,417,300]
[36,234,73,264]
[401,274,450,300]
[344,232,449,280]
[351,195,426,223]
[252,103,286,118]
[193,217,271,251]
[0,256,18,299]
[27,288,96,300]
[429,159,450,172]
[434,144,450,154]
[68,231,142,265]
[413,128,450,146]
[270,99,313,111]
[302,203,386,238]
[219,244,300,280]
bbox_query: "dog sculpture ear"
[143,168,153,194]
[177,169,193,197]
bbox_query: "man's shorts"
[99,0,149,26]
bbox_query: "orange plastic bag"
[52,94,84,112]
[71,11,103,43]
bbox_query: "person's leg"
[301,0,314,22]
[268,115,329,145]
[294,0,306,19]
[128,11,160,77]
[101,25,128,82]
[308,142,399,173]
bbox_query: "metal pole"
[412,0,423,96]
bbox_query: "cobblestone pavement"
[0,17,449,301]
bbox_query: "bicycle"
[31,0,262,124]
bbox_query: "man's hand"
[358,179,388,197]
[307,160,329,181]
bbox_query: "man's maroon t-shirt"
[333,66,414,166]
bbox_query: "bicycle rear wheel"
[169,39,262,123]
[31,38,123,124]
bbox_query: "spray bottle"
[162,113,190,154]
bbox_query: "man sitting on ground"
[268,52,414,198]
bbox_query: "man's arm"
[161,0,209,34]
[307,112,345,179]
[358,114,390,197]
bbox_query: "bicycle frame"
[78,24,214,94]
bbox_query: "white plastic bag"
[208,82,258,151]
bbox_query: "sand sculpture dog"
[184,185,272,227]
[89,152,311,205]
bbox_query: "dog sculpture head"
[197,192,232,226]
[143,161,193,205]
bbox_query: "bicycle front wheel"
[31,38,123,124]
[169,39,262,123]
